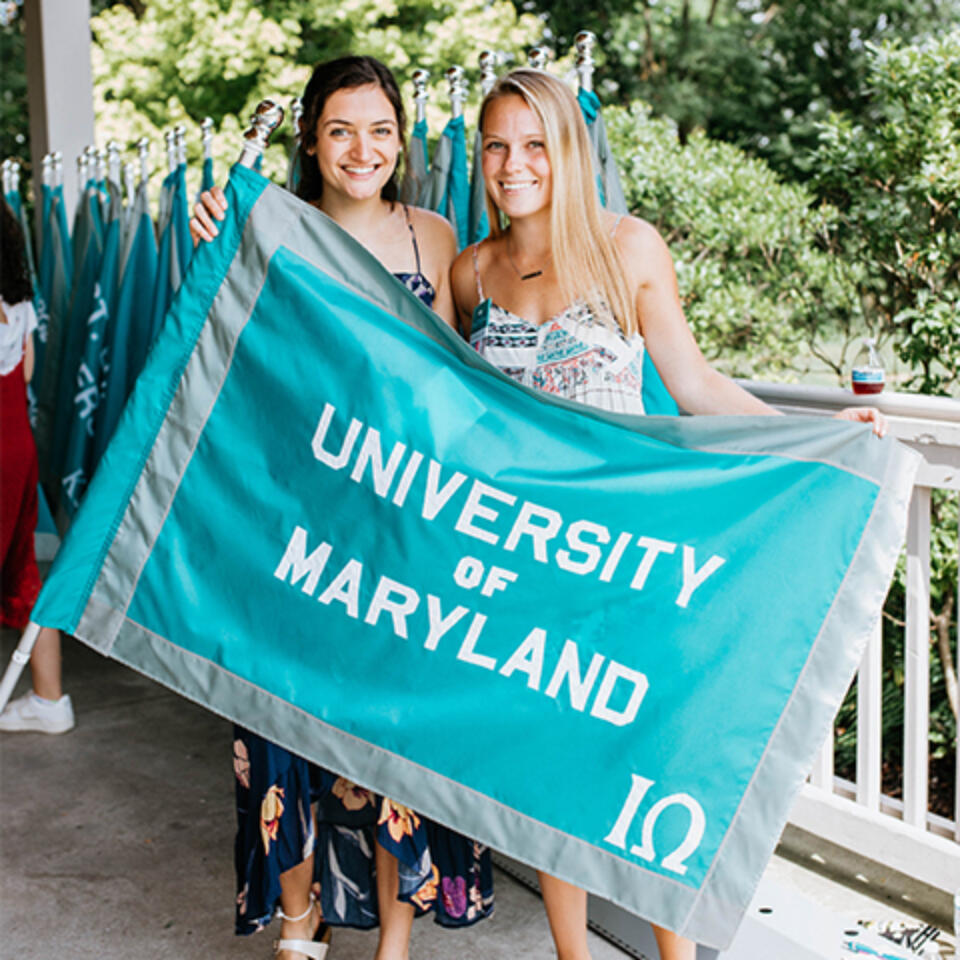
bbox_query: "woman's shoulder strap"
[471,241,485,302]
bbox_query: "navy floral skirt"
[233,727,494,934]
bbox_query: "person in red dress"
[0,198,73,735]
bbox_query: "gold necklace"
[505,238,551,281]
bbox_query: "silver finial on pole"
[575,30,596,93]
[174,124,187,166]
[123,160,136,206]
[239,99,285,169]
[89,146,105,183]
[528,46,551,70]
[412,69,430,124]
[83,145,97,177]
[201,117,215,160]
[164,129,176,172]
[10,160,20,195]
[446,66,466,120]
[137,138,150,184]
[77,153,87,192]
[53,151,63,188]
[1,159,10,196]
[107,140,122,187]
[42,153,55,189]
[479,51,497,96]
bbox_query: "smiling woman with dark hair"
[192,55,492,960]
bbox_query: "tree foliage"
[812,31,960,395]
[606,101,860,379]
[534,0,960,181]
[89,0,540,188]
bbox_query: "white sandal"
[272,936,329,960]
[273,894,330,960]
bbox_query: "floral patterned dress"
[233,241,494,936]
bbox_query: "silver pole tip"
[575,30,596,54]
[240,99,285,168]
[528,46,551,70]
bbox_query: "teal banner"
[32,164,917,949]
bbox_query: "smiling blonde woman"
[451,67,885,960]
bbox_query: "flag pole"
[0,623,40,713]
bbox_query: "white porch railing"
[739,381,960,893]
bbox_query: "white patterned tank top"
[469,228,647,415]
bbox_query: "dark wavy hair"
[0,200,32,306]
[296,55,407,206]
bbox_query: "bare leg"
[276,852,320,960]
[31,627,62,700]
[537,872,592,960]
[652,924,697,960]
[374,842,414,960]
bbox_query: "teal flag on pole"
[46,179,104,496]
[58,185,122,520]
[149,163,190,349]
[34,181,55,382]
[421,115,469,249]
[33,182,74,467]
[578,88,628,216]
[400,117,429,205]
[201,156,215,194]
[30,165,917,950]
[6,180,45,406]
[576,89,677,415]
[92,178,159,464]
[468,128,489,245]
[71,175,104,274]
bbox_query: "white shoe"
[0,692,75,734]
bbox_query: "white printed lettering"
[499,627,546,690]
[273,527,332,596]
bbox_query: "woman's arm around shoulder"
[405,206,458,331]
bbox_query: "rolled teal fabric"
[201,156,215,194]
[58,182,122,521]
[578,88,629,216]
[399,117,429,205]
[46,179,104,501]
[149,163,191,351]
[420,115,469,249]
[33,183,73,467]
[93,179,159,464]
[468,127,489,245]
[31,164,918,950]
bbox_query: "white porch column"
[24,0,95,217]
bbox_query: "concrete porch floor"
[0,630,952,959]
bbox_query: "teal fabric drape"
[421,115,470,249]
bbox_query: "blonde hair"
[478,69,635,336]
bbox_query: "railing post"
[904,487,931,829]
[810,729,834,791]
[856,620,883,810]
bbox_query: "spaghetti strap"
[611,214,625,237]
[401,205,423,275]
[471,242,485,302]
